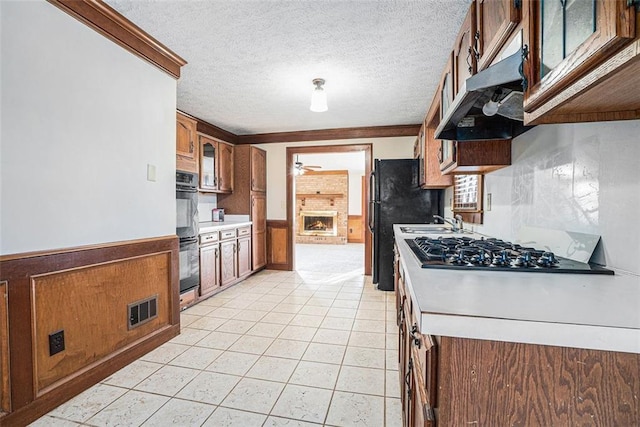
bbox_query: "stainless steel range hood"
[434,48,534,141]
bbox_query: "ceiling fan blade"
[305,165,322,169]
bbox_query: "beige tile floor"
[31,269,401,427]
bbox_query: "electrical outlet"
[49,330,65,356]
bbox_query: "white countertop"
[394,224,640,354]
[199,220,252,234]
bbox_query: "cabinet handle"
[405,358,413,400]
[466,46,474,74]
[251,178,255,188]
[410,324,421,348]
[437,146,443,164]
[519,44,529,91]
[473,30,481,61]
[190,141,194,153]
[397,300,404,326]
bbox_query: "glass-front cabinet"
[524,0,636,113]
[199,134,218,192]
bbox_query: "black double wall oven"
[177,171,199,293]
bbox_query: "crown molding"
[47,0,186,79]
[236,124,421,144]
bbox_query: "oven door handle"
[180,237,198,245]
[177,186,198,193]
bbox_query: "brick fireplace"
[296,170,348,244]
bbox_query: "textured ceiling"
[106,0,470,135]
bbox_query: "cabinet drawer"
[220,229,236,240]
[179,288,197,310]
[200,232,219,245]
[237,226,251,237]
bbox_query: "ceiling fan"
[295,155,322,172]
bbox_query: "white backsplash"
[447,119,640,275]
[197,193,217,223]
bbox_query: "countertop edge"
[394,224,640,354]
[199,221,252,234]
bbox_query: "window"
[453,174,483,224]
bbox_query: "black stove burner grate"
[405,236,614,275]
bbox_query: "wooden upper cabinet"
[176,112,198,173]
[250,147,267,192]
[199,134,218,192]
[453,1,477,96]
[423,95,453,189]
[218,142,234,193]
[523,0,637,122]
[439,53,455,122]
[475,0,521,71]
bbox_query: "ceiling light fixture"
[310,78,328,112]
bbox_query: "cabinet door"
[176,113,198,173]
[219,240,237,286]
[237,237,252,277]
[250,147,267,192]
[410,352,436,427]
[416,127,426,187]
[524,0,636,113]
[199,136,218,191]
[218,142,234,193]
[199,244,219,297]
[475,0,521,71]
[453,2,477,96]
[251,193,267,271]
[439,54,455,120]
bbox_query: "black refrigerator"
[368,159,443,291]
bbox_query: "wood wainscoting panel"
[347,215,364,243]
[266,220,291,270]
[1,281,9,415]
[32,253,171,394]
[0,236,179,426]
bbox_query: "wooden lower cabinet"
[237,236,252,278]
[251,193,267,271]
[219,240,237,287]
[199,243,220,298]
[395,243,640,426]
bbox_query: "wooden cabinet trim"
[47,0,186,79]
[524,0,637,113]
[476,0,521,71]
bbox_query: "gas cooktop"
[406,236,614,275]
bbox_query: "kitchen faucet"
[434,214,464,232]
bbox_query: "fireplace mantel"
[297,193,344,206]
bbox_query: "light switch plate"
[147,164,156,182]
[487,193,492,211]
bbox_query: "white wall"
[445,120,640,275]
[0,1,177,255]
[256,136,414,219]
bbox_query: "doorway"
[286,144,373,275]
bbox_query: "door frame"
[286,144,373,275]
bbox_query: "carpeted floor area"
[295,243,365,275]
